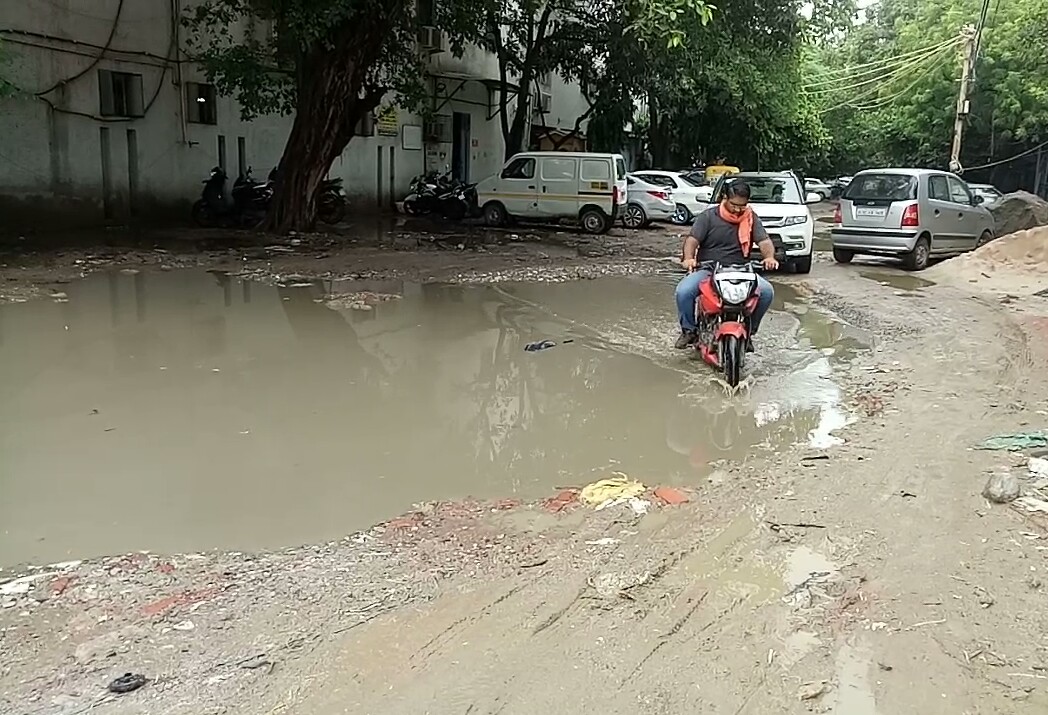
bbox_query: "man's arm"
[751,215,778,267]
[681,212,707,269]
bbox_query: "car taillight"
[901,204,919,227]
[647,190,668,200]
[613,186,620,204]
[832,204,842,224]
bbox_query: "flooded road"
[0,270,863,566]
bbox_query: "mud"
[3,225,1048,715]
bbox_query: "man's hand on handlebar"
[682,257,698,272]
[761,256,779,271]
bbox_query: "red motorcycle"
[693,260,764,388]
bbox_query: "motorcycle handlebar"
[691,259,767,273]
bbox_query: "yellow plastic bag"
[579,474,646,507]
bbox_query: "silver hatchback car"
[831,168,995,271]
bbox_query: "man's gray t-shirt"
[689,207,769,265]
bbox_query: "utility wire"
[802,35,961,88]
[803,39,960,95]
[809,41,956,103]
[848,51,954,111]
[965,140,1048,171]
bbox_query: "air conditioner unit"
[423,115,452,143]
[417,26,447,54]
[532,90,552,114]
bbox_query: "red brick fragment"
[654,486,690,506]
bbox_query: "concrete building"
[0,0,591,229]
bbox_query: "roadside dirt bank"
[0,219,683,305]
[3,245,1048,713]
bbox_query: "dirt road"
[2,218,1048,714]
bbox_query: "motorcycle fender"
[405,193,418,201]
[714,321,747,340]
[697,278,721,316]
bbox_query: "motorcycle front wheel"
[720,334,744,388]
[191,199,218,228]
[403,196,423,215]
[317,194,346,224]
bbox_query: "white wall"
[0,0,590,228]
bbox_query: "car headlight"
[782,215,808,226]
[715,278,753,304]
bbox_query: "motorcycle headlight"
[782,215,808,226]
[715,278,753,304]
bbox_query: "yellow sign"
[376,106,398,137]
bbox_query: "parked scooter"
[192,167,271,228]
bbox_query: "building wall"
[0,0,590,230]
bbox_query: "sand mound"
[990,191,1048,237]
[928,225,1048,294]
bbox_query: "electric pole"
[950,25,978,174]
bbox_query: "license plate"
[855,207,886,218]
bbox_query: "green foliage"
[589,0,851,170]
[811,0,1048,173]
[182,0,435,121]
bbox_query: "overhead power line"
[802,35,961,90]
[964,140,1048,171]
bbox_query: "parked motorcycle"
[691,260,765,388]
[192,167,271,228]
[265,168,347,225]
[316,177,346,224]
[403,170,476,219]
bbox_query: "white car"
[623,173,676,228]
[803,178,832,200]
[709,171,820,273]
[631,170,712,225]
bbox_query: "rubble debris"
[653,486,690,505]
[107,673,148,694]
[989,191,1048,237]
[983,470,1021,503]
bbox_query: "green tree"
[183,0,454,232]
[811,0,1048,179]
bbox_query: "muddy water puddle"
[0,270,862,566]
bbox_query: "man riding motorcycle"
[674,181,778,350]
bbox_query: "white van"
[475,152,628,234]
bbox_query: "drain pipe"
[171,0,188,145]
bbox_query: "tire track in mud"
[409,581,530,665]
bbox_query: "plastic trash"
[975,432,1048,451]
[524,339,574,352]
[579,475,646,506]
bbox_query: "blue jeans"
[675,270,774,333]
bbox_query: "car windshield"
[679,174,705,187]
[844,173,918,202]
[720,176,803,204]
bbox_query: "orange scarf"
[718,201,754,257]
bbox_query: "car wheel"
[903,235,931,271]
[793,255,813,274]
[976,230,993,248]
[622,203,647,229]
[483,201,508,227]
[832,247,854,264]
[671,204,693,225]
[579,207,610,234]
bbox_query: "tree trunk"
[264,13,397,233]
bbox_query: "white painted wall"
[0,0,591,228]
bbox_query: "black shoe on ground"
[745,337,755,353]
[675,330,698,349]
